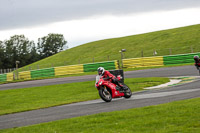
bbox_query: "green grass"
[0,77,169,115]
[1,97,199,133]
[19,24,200,71]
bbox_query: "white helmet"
[97,67,105,76]
[194,55,199,60]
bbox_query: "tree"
[0,41,5,68]
[4,39,14,68]
[3,35,33,68]
[1,33,67,69]
[29,42,40,64]
[37,33,67,58]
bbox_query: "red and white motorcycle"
[95,75,132,102]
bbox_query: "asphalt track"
[0,65,198,90]
[0,65,200,129]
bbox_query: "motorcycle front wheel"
[99,86,112,102]
[199,69,200,75]
[123,84,132,98]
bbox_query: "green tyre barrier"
[164,53,200,65]
[31,68,55,79]
[83,61,117,72]
[0,74,7,82]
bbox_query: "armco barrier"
[123,56,164,68]
[83,60,119,72]
[54,64,84,76]
[163,53,200,65]
[31,68,55,79]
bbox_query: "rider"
[97,67,127,90]
[194,55,200,69]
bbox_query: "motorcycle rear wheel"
[99,86,112,102]
[123,84,132,98]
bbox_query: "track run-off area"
[0,65,200,129]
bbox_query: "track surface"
[0,65,198,90]
[0,65,200,129]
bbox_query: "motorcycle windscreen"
[95,75,101,84]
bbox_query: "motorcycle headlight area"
[99,81,103,86]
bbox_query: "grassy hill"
[20,24,200,71]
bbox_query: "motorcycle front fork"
[104,86,109,93]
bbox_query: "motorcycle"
[95,75,132,102]
[194,64,200,75]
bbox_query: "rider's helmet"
[194,55,199,61]
[97,67,105,76]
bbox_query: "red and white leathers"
[101,70,124,88]
[101,70,115,80]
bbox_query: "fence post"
[120,51,124,68]
[93,57,95,63]
[16,69,18,80]
[117,60,120,69]
[191,46,194,53]
[107,55,110,61]
[141,49,144,57]
[13,72,15,80]
[169,48,172,55]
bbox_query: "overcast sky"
[0,0,200,48]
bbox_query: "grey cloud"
[0,0,200,30]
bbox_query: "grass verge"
[0,77,169,115]
[1,97,199,133]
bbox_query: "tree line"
[0,33,67,69]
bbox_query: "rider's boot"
[119,84,127,90]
